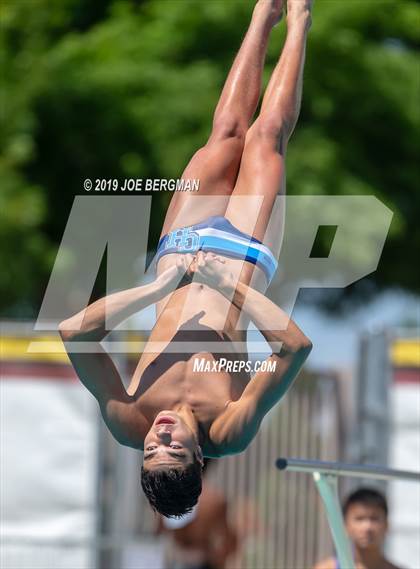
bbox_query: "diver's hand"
[156,261,190,293]
[179,251,235,292]
[156,254,203,292]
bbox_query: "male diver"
[60,0,314,517]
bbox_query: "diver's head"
[141,411,204,518]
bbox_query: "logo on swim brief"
[165,227,200,251]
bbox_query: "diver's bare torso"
[126,253,267,455]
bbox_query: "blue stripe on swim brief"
[155,216,278,283]
[199,236,277,276]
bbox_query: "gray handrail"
[276,458,420,482]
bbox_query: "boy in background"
[314,488,404,569]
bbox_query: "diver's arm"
[209,288,311,453]
[222,278,312,415]
[207,259,311,453]
[224,279,312,356]
[58,265,183,447]
[59,265,182,342]
[183,251,311,355]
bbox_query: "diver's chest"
[182,359,232,405]
[184,354,249,403]
[135,354,248,423]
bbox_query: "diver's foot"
[254,0,284,28]
[286,0,313,28]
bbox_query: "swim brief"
[155,215,278,283]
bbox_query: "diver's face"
[345,504,388,550]
[143,411,201,471]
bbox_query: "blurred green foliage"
[1,0,419,316]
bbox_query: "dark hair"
[343,487,388,517]
[141,456,203,518]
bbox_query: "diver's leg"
[159,0,283,238]
[225,0,312,251]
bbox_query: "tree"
[1,0,419,316]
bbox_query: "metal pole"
[276,458,420,482]
[313,473,355,569]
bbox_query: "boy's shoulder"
[313,558,337,569]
